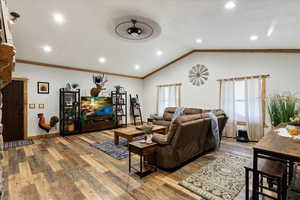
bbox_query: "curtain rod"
[217,74,270,82]
[157,83,182,87]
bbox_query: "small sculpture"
[38,113,59,132]
[90,74,108,97]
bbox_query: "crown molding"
[16,59,143,79]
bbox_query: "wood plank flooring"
[2,130,255,200]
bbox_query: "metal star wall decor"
[189,64,209,86]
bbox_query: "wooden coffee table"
[114,125,167,145]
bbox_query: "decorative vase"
[146,134,152,143]
[67,123,75,132]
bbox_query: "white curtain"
[221,80,236,137]
[245,78,264,141]
[221,77,264,140]
[157,85,181,115]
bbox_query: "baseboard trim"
[27,132,59,140]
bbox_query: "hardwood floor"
[2,130,255,200]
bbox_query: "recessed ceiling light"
[135,65,140,70]
[225,1,236,10]
[250,35,258,41]
[196,38,203,44]
[53,13,65,24]
[156,50,163,56]
[42,45,52,53]
[98,57,106,64]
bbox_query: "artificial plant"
[268,93,298,127]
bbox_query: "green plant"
[268,93,298,127]
[112,111,117,126]
[79,113,88,127]
[66,108,76,120]
[71,83,79,89]
[143,126,153,135]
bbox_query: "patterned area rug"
[4,139,34,150]
[91,136,144,160]
[179,153,249,200]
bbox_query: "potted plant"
[79,112,87,128]
[112,111,118,127]
[114,85,122,93]
[71,83,80,90]
[66,108,76,132]
[268,93,298,128]
[143,126,153,143]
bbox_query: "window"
[220,75,269,140]
[157,83,181,115]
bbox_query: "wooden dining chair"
[244,158,287,200]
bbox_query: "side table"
[128,141,157,178]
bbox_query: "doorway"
[2,78,28,142]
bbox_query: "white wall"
[13,63,144,137]
[143,53,300,118]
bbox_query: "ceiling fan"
[115,18,154,41]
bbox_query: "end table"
[128,141,157,178]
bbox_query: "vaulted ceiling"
[9,0,300,77]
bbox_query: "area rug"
[91,136,144,160]
[4,139,34,150]
[179,153,249,200]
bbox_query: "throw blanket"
[172,107,184,121]
[207,112,220,150]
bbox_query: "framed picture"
[38,104,45,109]
[37,82,49,94]
[29,104,35,109]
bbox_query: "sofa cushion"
[166,120,179,142]
[164,107,176,113]
[212,109,226,117]
[183,108,203,115]
[176,114,203,124]
[152,134,168,145]
[163,112,174,121]
[153,120,171,127]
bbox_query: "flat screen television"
[81,97,113,116]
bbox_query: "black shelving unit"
[59,88,81,136]
[111,90,127,128]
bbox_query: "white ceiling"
[9,0,300,77]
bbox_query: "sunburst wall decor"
[189,64,209,86]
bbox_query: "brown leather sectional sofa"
[150,110,228,170]
[152,107,203,127]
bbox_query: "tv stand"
[81,115,114,132]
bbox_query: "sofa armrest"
[152,134,169,145]
[152,115,164,120]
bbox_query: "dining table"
[252,126,300,200]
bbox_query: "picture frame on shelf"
[37,82,49,94]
